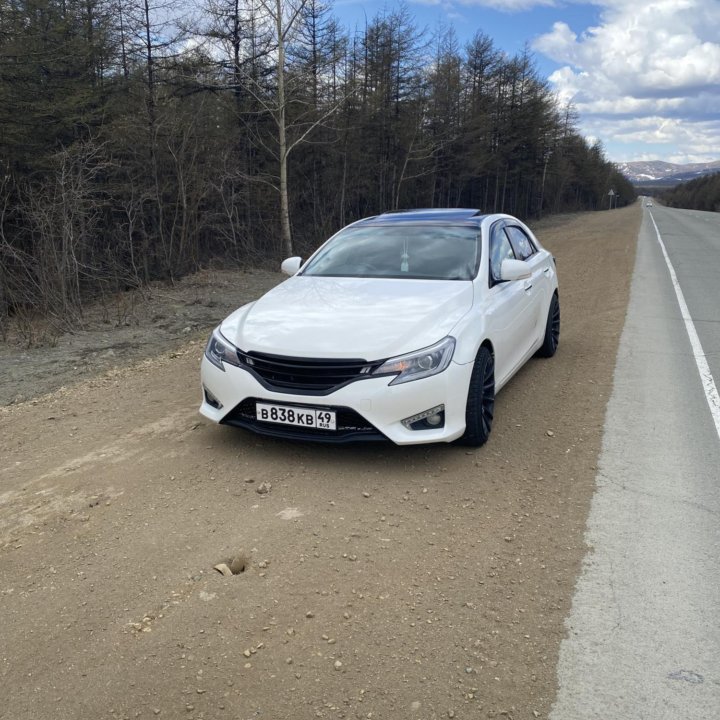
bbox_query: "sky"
[333,0,720,164]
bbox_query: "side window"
[489,224,516,284]
[505,226,537,261]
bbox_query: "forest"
[0,0,635,335]
[660,173,720,212]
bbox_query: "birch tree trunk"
[275,0,293,258]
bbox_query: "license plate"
[256,403,337,430]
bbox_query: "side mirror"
[500,258,532,282]
[281,256,302,276]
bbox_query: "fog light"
[204,387,223,410]
[402,404,445,430]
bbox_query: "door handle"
[543,267,551,275]
[523,280,533,292]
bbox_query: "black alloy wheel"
[458,345,495,446]
[536,293,560,358]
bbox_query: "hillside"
[660,172,720,212]
[619,160,720,186]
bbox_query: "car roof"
[356,209,487,226]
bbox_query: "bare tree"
[250,0,351,256]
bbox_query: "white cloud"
[533,0,720,161]
[577,113,720,163]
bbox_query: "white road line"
[649,211,720,442]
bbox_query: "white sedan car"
[200,209,559,446]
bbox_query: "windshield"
[301,225,480,280]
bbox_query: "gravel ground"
[0,206,641,720]
[0,268,284,407]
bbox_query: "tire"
[458,346,495,447]
[536,293,560,358]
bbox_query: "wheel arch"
[479,338,494,360]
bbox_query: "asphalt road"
[655,205,720,407]
[551,204,720,719]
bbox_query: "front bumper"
[199,355,474,445]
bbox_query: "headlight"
[373,336,456,385]
[204,327,241,371]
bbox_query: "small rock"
[334,660,343,670]
[229,553,248,574]
[243,649,251,657]
[153,710,161,716]
[213,563,233,577]
[306,611,315,619]
[257,482,271,495]
[362,491,370,498]
[546,430,555,437]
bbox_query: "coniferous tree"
[0,0,637,338]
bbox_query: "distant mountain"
[618,160,720,186]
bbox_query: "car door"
[505,225,550,346]
[485,222,536,386]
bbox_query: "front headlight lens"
[374,336,456,385]
[204,327,241,371]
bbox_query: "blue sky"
[332,0,720,164]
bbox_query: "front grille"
[239,351,382,394]
[222,398,386,443]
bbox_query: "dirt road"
[0,206,640,720]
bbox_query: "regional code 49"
[256,402,337,430]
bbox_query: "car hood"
[220,276,474,360]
